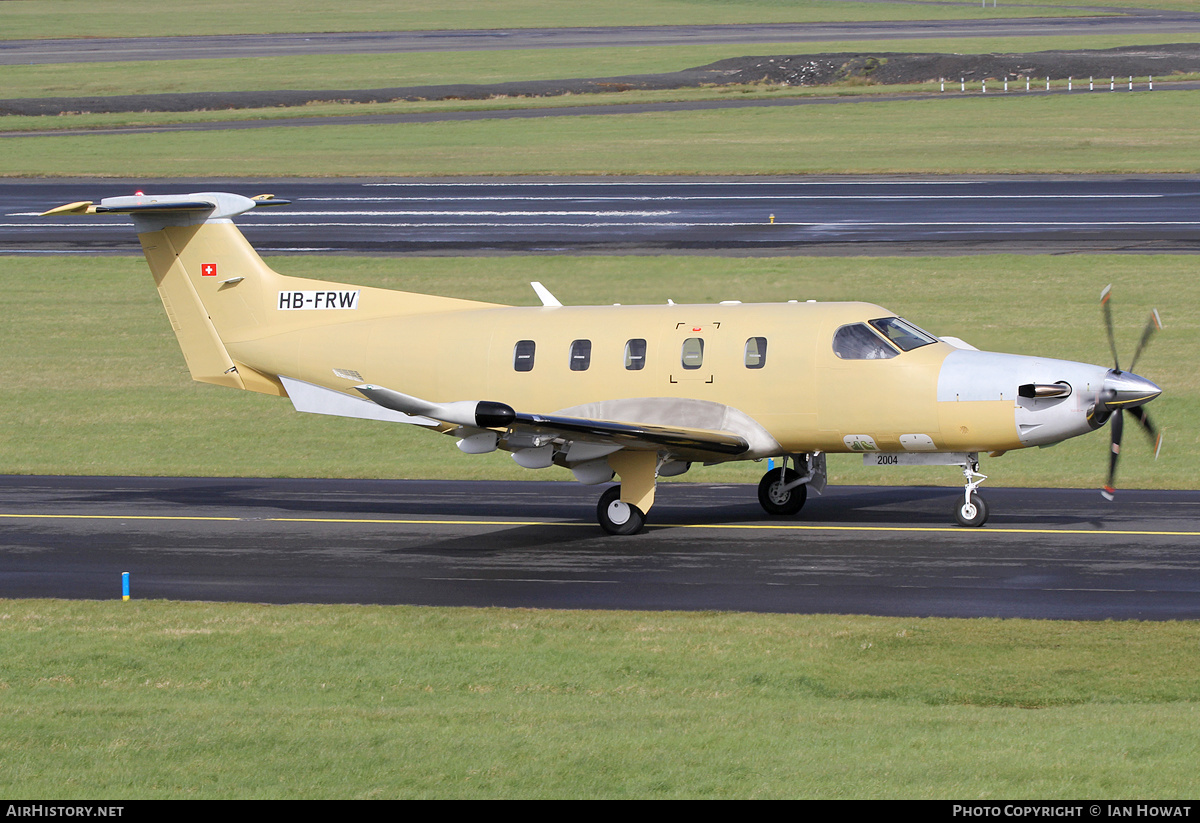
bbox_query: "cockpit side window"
[868,317,938,352]
[832,323,897,360]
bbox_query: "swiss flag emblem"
[201,263,217,277]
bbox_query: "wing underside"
[278,377,754,473]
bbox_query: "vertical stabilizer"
[42,191,500,397]
[139,218,297,392]
[121,193,292,393]
[44,192,293,395]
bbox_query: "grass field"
[0,0,1107,40]
[2,253,1191,490]
[4,91,1200,177]
[3,599,1198,798]
[7,34,1200,103]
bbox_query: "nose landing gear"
[954,458,989,527]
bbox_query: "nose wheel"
[954,459,989,527]
[954,491,988,527]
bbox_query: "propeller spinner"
[1097,285,1163,500]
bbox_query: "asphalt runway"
[6,13,1200,65]
[3,475,1198,619]
[6,176,1200,255]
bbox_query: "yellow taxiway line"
[3,512,1199,537]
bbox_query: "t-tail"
[42,191,496,397]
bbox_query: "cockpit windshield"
[832,323,896,360]
[867,317,938,352]
[832,317,938,360]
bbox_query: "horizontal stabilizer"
[41,192,291,227]
[280,376,438,426]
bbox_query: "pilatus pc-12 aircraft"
[43,191,1164,534]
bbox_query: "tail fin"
[44,192,498,398]
[46,192,294,395]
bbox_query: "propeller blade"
[1102,408,1124,500]
[1100,284,1120,372]
[1127,406,1163,458]
[1127,308,1162,374]
[1097,289,1162,499]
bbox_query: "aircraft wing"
[354,384,751,459]
[503,411,748,455]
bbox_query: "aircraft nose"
[1101,369,1162,410]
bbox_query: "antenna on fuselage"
[530,282,562,307]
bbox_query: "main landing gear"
[757,454,825,517]
[597,485,646,535]
[758,466,807,515]
[595,451,658,535]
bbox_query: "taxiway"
[3,475,1198,619]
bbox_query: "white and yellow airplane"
[43,191,1164,534]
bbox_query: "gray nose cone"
[1103,370,1162,410]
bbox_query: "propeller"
[1098,284,1163,500]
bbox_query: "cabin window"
[744,337,767,369]
[832,324,897,360]
[868,317,937,352]
[569,339,592,371]
[681,337,704,370]
[624,339,647,371]
[513,339,536,371]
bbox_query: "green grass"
[6,74,1198,142]
[4,91,1199,177]
[1,253,1191,490]
[0,0,1102,41]
[2,599,1198,798]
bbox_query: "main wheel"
[597,485,646,535]
[954,492,989,527]
[757,467,807,516]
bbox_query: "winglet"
[251,194,291,207]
